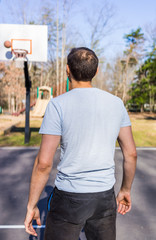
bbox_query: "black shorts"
[44,187,117,240]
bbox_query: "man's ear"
[96,67,99,75]
[66,65,70,76]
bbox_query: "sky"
[0,0,156,61]
[71,0,156,59]
[107,0,156,57]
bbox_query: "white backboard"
[0,24,48,62]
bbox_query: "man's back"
[25,47,137,240]
[39,87,131,193]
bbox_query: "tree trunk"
[60,22,66,95]
[140,105,144,113]
[40,64,43,86]
[56,0,59,96]
[122,56,129,104]
[8,90,11,112]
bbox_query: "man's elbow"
[127,149,137,162]
[36,162,52,173]
[132,149,137,159]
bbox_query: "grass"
[0,132,41,146]
[0,119,42,147]
[130,117,156,147]
[0,114,155,147]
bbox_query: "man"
[25,47,137,240]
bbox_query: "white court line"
[0,225,45,229]
[0,147,39,150]
[135,147,156,150]
[115,147,156,151]
[1,147,156,150]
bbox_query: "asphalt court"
[0,147,156,240]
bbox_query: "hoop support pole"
[24,61,31,144]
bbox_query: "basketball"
[4,40,11,48]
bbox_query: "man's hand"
[24,135,60,236]
[24,207,41,236]
[116,190,131,215]
[117,126,137,216]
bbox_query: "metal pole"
[24,61,31,144]
[37,87,39,99]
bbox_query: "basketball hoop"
[12,49,28,60]
[12,49,28,68]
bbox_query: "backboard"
[0,24,48,62]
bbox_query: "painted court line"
[115,147,156,150]
[0,225,45,229]
[0,147,39,150]
[135,147,156,150]
[0,147,156,150]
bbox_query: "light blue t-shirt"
[39,88,131,193]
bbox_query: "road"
[0,147,155,240]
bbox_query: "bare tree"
[60,0,74,94]
[0,63,26,113]
[144,23,156,47]
[3,0,41,24]
[86,1,115,57]
[56,0,60,96]
[60,1,66,95]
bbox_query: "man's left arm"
[24,134,60,236]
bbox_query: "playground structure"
[31,86,52,117]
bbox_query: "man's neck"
[71,79,92,89]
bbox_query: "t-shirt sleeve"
[39,100,62,135]
[120,102,131,127]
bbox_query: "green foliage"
[128,45,156,111]
[128,78,149,106]
[123,27,144,56]
[124,27,144,45]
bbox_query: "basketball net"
[12,49,28,69]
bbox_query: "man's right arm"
[117,126,137,215]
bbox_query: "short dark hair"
[67,47,98,82]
